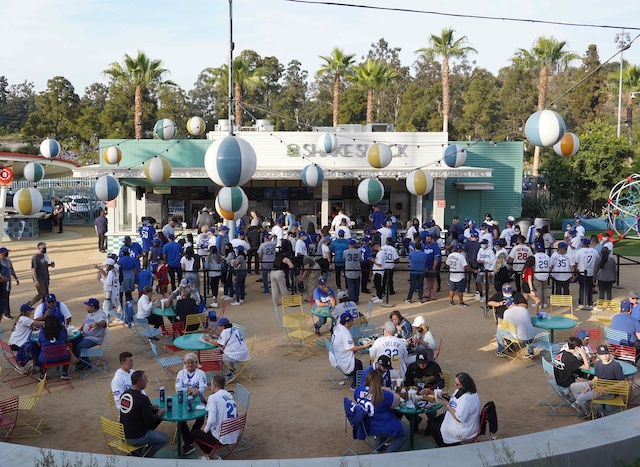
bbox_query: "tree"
[103,51,175,139]
[565,45,607,131]
[157,85,193,132]
[460,68,500,141]
[189,68,221,125]
[272,60,309,131]
[22,76,80,140]
[1,80,36,133]
[512,36,579,178]
[350,59,399,123]
[496,65,538,143]
[316,48,356,126]
[416,28,477,133]
[622,65,640,146]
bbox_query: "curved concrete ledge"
[2,406,640,467]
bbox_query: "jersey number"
[226,402,238,418]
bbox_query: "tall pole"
[616,30,630,138]
[228,0,234,136]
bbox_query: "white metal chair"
[323,338,351,389]
[540,357,575,416]
[79,329,110,379]
[148,341,182,387]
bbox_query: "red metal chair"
[434,338,443,362]
[199,349,224,375]
[469,401,497,443]
[196,413,247,460]
[574,328,601,351]
[0,395,20,440]
[161,321,185,353]
[42,343,73,390]
[608,344,636,363]
[0,339,39,389]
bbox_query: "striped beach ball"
[153,119,177,140]
[215,187,248,221]
[94,175,120,201]
[187,117,207,136]
[367,143,392,169]
[143,156,172,184]
[525,110,565,147]
[443,144,467,168]
[357,178,384,205]
[301,164,324,188]
[103,146,122,165]
[13,187,43,215]
[40,138,61,158]
[23,162,45,183]
[317,132,339,154]
[406,170,433,196]
[553,132,580,157]
[204,136,257,187]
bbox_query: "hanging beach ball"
[301,164,324,188]
[204,136,257,187]
[357,178,384,205]
[406,170,433,196]
[94,175,120,201]
[317,132,339,154]
[143,156,172,184]
[186,117,207,136]
[103,146,122,165]
[153,119,177,140]
[553,132,580,157]
[40,138,61,158]
[23,162,45,183]
[525,110,566,147]
[443,144,467,168]
[367,143,392,169]
[215,187,248,221]
[13,187,43,215]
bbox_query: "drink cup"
[434,388,443,400]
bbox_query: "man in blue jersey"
[423,234,441,301]
[369,206,386,230]
[215,225,230,254]
[359,237,373,294]
[139,218,156,269]
[406,241,427,304]
[162,234,183,291]
[330,231,350,290]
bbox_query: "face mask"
[503,293,512,299]
[41,248,47,254]
[514,230,520,235]
[482,244,488,249]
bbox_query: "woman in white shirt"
[9,303,44,363]
[409,315,437,362]
[175,353,208,456]
[181,246,200,295]
[433,372,481,447]
[135,286,162,328]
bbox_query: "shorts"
[448,278,466,293]
[477,271,493,285]
[425,270,438,279]
[522,282,531,294]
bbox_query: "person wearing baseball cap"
[332,289,361,323]
[361,355,393,390]
[313,277,337,335]
[507,234,532,294]
[329,311,371,389]
[404,349,445,434]
[73,298,108,370]
[162,229,184,290]
[8,304,43,357]
[550,241,574,295]
[208,317,250,382]
[495,298,536,358]
[446,243,477,307]
[359,236,373,295]
[33,293,72,326]
[574,236,597,310]
[532,240,551,310]
[610,299,640,352]
[629,291,640,320]
[486,283,528,321]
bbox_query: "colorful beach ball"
[443,144,467,168]
[94,175,120,201]
[153,119,177,140]
[40,138,61,158]
[215,187,248,221]
[23,162,45,183]
[525,110,565,147]
[357,178,384,205]
[553,132,580,157]
[187,117,207,136]
[204,136,257,187]
[301,164,324,188]
[143,156,172,184]
[367,143,392,169]
[13,187,43,215]
[406,170,433,196]
[103,146,122,165]
[317,132,339,154]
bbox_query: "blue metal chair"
[540,357,575,416]
[79,329,110,380]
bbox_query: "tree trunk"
[366,89,374,124]
[235,81,243,128]
[441,56,450,133]
[134,86,143,140]
[333,75,340,127]
[627,94,634,146]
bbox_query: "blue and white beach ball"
[13,187,43,215]
[443,144,467,168]
[525,110,566,147]
[153,119,177,140]
[317,132,339,154]
[103,146,122,165]
[405,170,433,196]
[367,143,392,169]
[95,175,120,201]
[204,136,257,187]
[143,156,172,184]
[215,187,248,221]
[23,162,45,183]
[301,164,324,188]
[40,138,61,158]
[357,178,384,205]
[187,117,207,136]
[553,132,580,157]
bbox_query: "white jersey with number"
[446,252,467,283]
[476,248,496,272]
[550,252,574,282]
[369,335,409,378]
[509,245,532,272]
[533,252,551,281]
[382,245,399,270]
[203,389,239,445]
[575,247,599,276]
[500,227,515,249]
[219,327,250,362]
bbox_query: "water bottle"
[166,396,173,411]
[178,388,184,404]
[187,395,193,412]
[159,387,165,402]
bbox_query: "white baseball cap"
[412,316,426,327]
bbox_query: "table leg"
[176,422,182,457]
[549,330,554,343]
[408,414,414,449]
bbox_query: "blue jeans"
[72,336,99,364]
[377,422,410,453]
[496,329,533,354]
[127,429,169,458]
[577,273,593,306]
[262,269,270,293]
[407,273,425,301]
[234,271,247,301]
[346,277,360,304]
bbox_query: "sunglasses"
[47,300,56,304]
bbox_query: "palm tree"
[316,48,356,126]
[416,28,476,133]
[622,65,640,145]
[350,59,400,124]
[512,37,578,177]
[103,51,175,139]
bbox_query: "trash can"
[515,217,532,234]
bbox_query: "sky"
[2,0,640,95]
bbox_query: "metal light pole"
[616,30,631,138]
[228,0,235,136]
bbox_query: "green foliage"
[565,44,607,131]
[521,194,546,219]
[23,76,80,140]
[33,449,118,467]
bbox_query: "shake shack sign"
[287,143,409,158]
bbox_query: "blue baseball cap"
[220,226,229,231]
[453,244,463,251]
[84,298,100,308]
[557,242,568,249]
[237,230,245,236]
[20,303,34,313]
[581,238,590,246]
[45,293,56,301]
[502,284,513,293]
[318,277,327,285]
[361,237,370,243]
[535,242,544,251]
[349,239,357,245]
[621,300,632,312]
[217,318,230,326]
[470,230,479,237]
[236,245,245,251]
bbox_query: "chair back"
[185,314,203,333]
[497,318,518,338]
[592,379,630,399]
[434,338,443,362]
[1,338,20,366]
[219,412,247,439]
[365,301,373,321]
[283,314,302,330]
[99,329,110,349]
[0,395,19,434]
[233,323,247,339]
[43,344,71,366]
[234,384,250,413]
[609,344,636,363]
[604,326,630,346]
[550,295,573,309]
[99,415,124,439]
[199,349,223,373]
[541,357,557,384]
[575,328,601,346]
[441,370,451,394]
[282,295,304,309]
[470,402,492,443]
[324,337,335,356]
[149,340,159,358]
[106,389,118,420]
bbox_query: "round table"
[30,329,81,343]
[151,394,207,457]
[393,401,443,449]
[173,333,218,352]
[531,316,577,342]
[581,359,638,377]
[153,306,176,318]
[311,306,335,330]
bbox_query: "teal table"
[311,306,335,330]
[532,316,576,342]
[153,306,176,318]
[393,401,442,449]
[151,393,207,457]
[30,329,81,343]
[173,333,218,352]
[582,359,638,377]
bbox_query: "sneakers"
[525,353,535,359]
[450,301,455,306]
[496,351,507,358]
[372,297,383,303]
[577,411,590,420]
[474,291,481,301]
[459,303,469,308]
[571,402,582,412]
[231,301,241,306]
[199,455,210,460]
[223,295,233,301]
[404,299,411,304]
[478,296,486,303]
[183,444,196,456]
[111,318,124,325]
[61,373,70,380]
[210,301,219,308]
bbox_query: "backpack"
[192,254,201,271]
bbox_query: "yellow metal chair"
[184,313,207,333]
[441,370,451,395]
[229,336,256,386]
[106,388,119,421]
[14,375,47,437]
[590,379,630,419]
[100,416,152,457]
[497,319,528,363]
[595,300,620,326]
[282,315,316,360]
[549,295,577,321]
[281,295,310,326]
